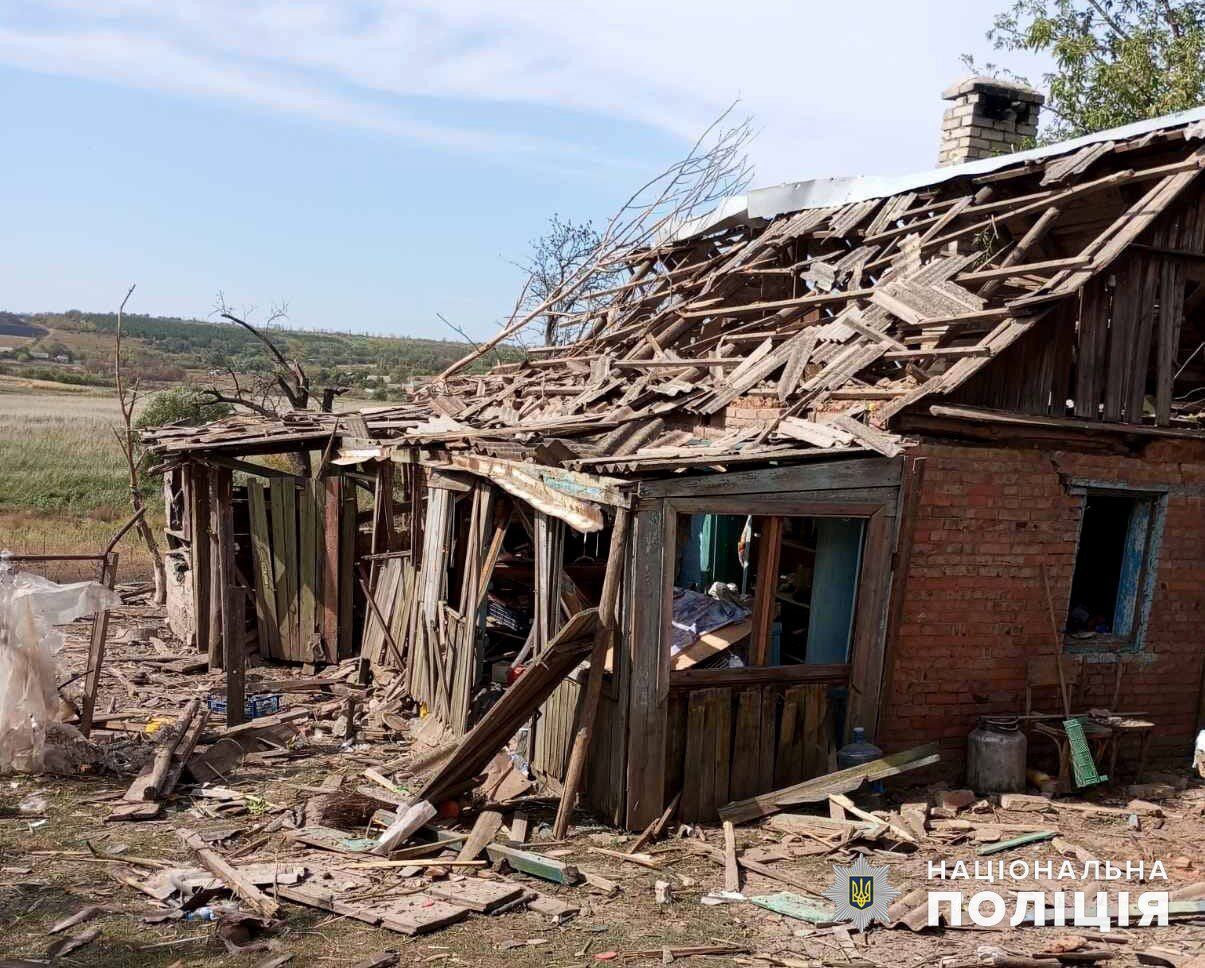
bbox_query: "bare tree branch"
[112,283,166,605]
[433,102,755,382]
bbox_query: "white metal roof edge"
[663,104,1205,243]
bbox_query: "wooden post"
[552,507,631,838]
[1040,563,1071,718]
[207,468,224,670]
[215,467,245,726]
[78,552,118,737]
[750,516,783,666]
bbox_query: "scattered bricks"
[939,789,977,810]
[999,794,1053,812]
[1126,799,1164,817]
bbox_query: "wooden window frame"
[1063,480,1168,654]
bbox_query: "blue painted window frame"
[1064,480,1167,653]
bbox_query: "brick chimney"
[938,76,1044,167]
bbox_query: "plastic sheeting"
[0,556,120,774]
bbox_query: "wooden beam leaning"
[552,506,632,838]
[79,552,119,736]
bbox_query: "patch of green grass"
[0,385,162,576]
[0,388,136,514]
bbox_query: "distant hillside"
[0,309,522,396]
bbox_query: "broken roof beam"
[442,453,631,509]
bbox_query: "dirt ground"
[0,594,1202,968]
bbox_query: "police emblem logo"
[824,854,899,931]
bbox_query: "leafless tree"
[112,283,167,605]
[519,215,623,346]
[200,296,349,416]
[435,103,755,380]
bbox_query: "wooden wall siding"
[667,682,833,822]
[950,191,1205,425]
[533,512,580,784]
[241,476,350,664]
[373,479,510,736]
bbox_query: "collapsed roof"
[146,109,1205,476]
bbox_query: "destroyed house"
[145,90,1205,829]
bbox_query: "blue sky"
[0,1,1051,340]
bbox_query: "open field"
[0,378,161,579]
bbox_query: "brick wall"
[879,440,1205,775]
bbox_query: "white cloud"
[0,1,1052,183]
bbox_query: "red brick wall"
[879,440,1205,776]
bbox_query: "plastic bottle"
[837,727,882,769]
[184,907,217,921]
[837,727,884,795]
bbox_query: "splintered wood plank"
[729,688,763,802]
[802,685,831,778]
[775,686,805,789]
[270,478,299,660]
[247,481,281,660]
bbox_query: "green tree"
[979,0,1205,141]
[134,387,232,430]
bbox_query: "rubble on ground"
[0,588,1201,966]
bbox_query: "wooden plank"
[750,517,782,666]
[720,742,940,825]
[456,809,504,862]
[722,820,740,893]
[728,688,763,802]
[322,475,341,662]
[207,471,224,669]
[801,684,830,779]
[670,663,849,690]
[680,689,708,822]
[426,879,523,913]
[775,686,805,788]
[178,829,278,918]
[339,482,357,658]
[189,462,211,656]
[757,688,778,795]
[215,468,245,727]
[276,884,467,936]
[637,457,900,499]
[711,687,732,815]
[270,477,299,660]
[484,843,581,884]
[299,479,320,662]
[624,503,669,830]
[1156,233,1188,425]
[845,505,895,740]
[247,481,281,660]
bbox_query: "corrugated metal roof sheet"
[667,104,1205,242]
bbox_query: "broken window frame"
[1064,480,1168,653]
